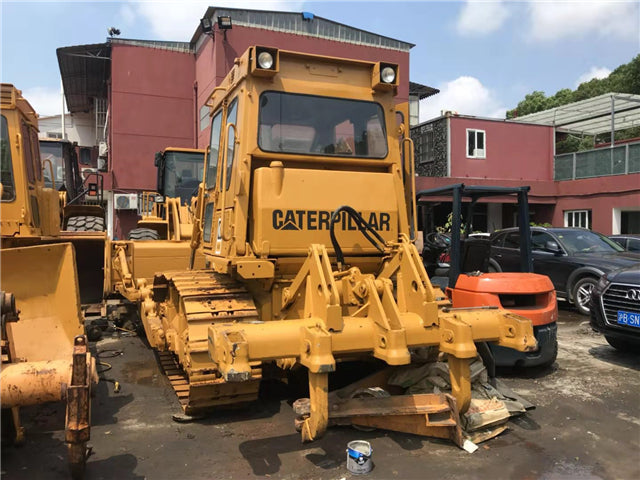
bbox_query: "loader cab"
[199,46,412,273]
[39,138,81,193]
[155,148,205,206]
[1,84,60,239]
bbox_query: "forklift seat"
[460,238,491,273]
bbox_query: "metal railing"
[554,141,640,180]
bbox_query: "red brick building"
[412,111,640,235]
[58,7,420,238]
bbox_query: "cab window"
[258,91,388,158]
[20,120,36,184]
[1,115,15,201]
[225,98,238,190]
[206,110,223,189]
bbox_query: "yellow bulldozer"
[1,83,97,478]
[134,46,537,442]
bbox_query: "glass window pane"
[206,111,223,189]
[225,99,238,190]
[202,202,214,243]
[1,115,15,201]
[467,130,475,156]
[477,131,484,149]
[163,151,205,205]
[21,121,35,184]
[258,92,387,158]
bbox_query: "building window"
[466,129,486,158]
[199,104,210,131]
[416,123,435,164]
[565,210,591,229]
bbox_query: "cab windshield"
[163,151,204,205]
[40,141,65,188]
[258,92,388,158]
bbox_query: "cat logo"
[272,209,391,232]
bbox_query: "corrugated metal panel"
[57,43,111,113]
[110,38,193,54]
[194,8,413,53]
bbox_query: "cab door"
[210,98,239,258]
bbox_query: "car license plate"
[617,310,640,328]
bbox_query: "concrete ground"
[2,305,639,480]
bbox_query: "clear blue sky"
[1,1,638,120]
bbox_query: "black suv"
[590,265,640,351]
[489,227,640,315]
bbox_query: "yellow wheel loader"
[1,84,97,478]
[109,148,207,307]
[129,147,204,241]
[134,47,537,443]
[39,137,106,233]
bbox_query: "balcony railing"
[554,141,640,180]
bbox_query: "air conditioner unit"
[98,141,108,157]
[114,193,138,210]
[474,148,485,157]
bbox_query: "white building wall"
[38,113,96,147]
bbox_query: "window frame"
[466,128,486,159]
[564,209,591,229]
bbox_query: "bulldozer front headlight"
[381,66,396,84]
[258,51,274,69]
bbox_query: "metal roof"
[409,82,439,100]
[57,43,110,113]
[509,93,640,135]
[192,7,414,53]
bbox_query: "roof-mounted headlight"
[258,51,274,69]
[372,62,399,92]
[251,46,279,77]
[381,66,396,84]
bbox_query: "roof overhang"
[409,81,439,100]
[57,43,111,113]
[509,93,640,136]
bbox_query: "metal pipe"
[61,79,66,140]
[1,360,72,408]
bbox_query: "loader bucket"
[1,243,83,362]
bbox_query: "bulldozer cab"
[199,47,413,270]
[1,84,60,239]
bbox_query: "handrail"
[403,136,417,242]
[169,197,181,241]
[42,158,56,190]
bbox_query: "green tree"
[507,54,640,118]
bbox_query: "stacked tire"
[127,228,160,241]
[66,216,105,232]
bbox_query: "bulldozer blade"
[1,243,83,362]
